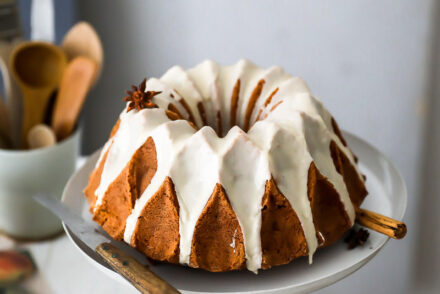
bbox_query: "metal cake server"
[33,193,180,294]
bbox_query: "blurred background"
[10,0,440,293]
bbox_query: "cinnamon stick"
[355,208,407,239]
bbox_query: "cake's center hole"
[167,79,280,137]
[196,101,249,137]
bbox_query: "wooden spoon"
[52,56,96,141]
[27,124,56,149]
[10,41,67,148]
[62,21,103,84]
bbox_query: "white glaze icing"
[187,60,220,130]
[160,66,204,127]
[92,59,364,272]
[218,126,270,271]
[94,109,173,209]
[248,118,318,262]
[95,139,112,169]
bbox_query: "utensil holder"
[0,129,80,239]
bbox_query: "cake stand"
[62,131,407,294]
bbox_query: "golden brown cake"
[84,59,367,273]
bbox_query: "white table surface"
[0,233,138,294]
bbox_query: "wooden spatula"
[52,56,96,141]
[62,21,103,85]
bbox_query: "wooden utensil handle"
[96,243,180,294]
[356,208,407,239]
[20,87,54,148]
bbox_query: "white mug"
[0,130,80,239]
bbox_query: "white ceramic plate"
[62,132,407,294]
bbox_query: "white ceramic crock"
[0,129,80,239]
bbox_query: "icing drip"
[95,109,172,209]
[218,126,270,271]
[93,59,364,272]
[124,119,196,244]
[95,139,112,169]
[187,60,221,133]
[248,118,318,262]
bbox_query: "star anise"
[123,78,161,112]
[344,228,370,249]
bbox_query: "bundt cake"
[84,59,368,273]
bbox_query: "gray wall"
[78,1,439,293]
